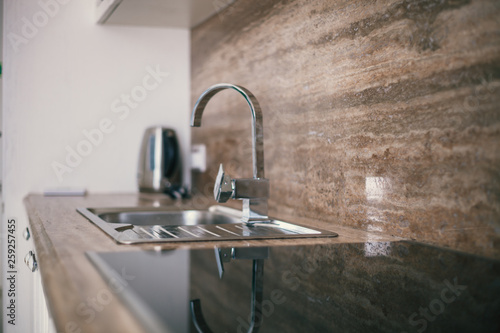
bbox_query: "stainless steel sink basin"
[77,206,338,244]
[97,210,238,226]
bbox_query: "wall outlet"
[191,144,206,172]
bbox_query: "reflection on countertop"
[90,240,500,333]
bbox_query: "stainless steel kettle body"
[137,127,182,194]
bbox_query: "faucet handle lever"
[214,164,234,203]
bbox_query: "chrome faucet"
[191,84,270,223]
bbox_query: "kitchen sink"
[77,205,338,244]
[97,210,238,226]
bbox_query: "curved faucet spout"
[191,83,265,179]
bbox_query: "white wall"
[2,0,190,332]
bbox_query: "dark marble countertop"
[91,241,500,333]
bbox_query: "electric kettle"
[137,126,183,196]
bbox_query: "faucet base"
[241,198,270,224]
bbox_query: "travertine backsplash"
[191,0,500,258]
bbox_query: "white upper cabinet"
[95,0,234,28]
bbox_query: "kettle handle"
[162,131,179,179]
